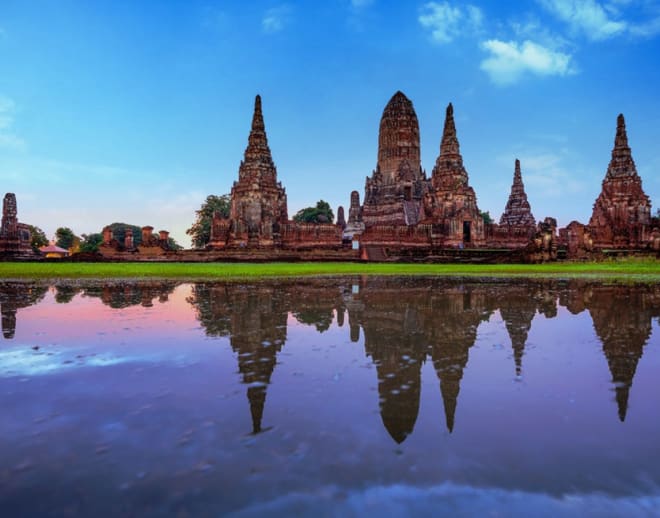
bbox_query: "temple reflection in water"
[0,283,47,339]
[184,278,660,441]
[4,278,660,442]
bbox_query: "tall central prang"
[362,91,428,226]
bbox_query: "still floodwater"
[1,277,660,517]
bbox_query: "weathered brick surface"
[0,193,34,258]
[588,114,651,248]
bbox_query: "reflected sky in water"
[1,277,660,517]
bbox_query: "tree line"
[28,196,336,253]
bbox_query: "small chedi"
[342,190,364,240]
[98,224,173,258]
[0,193,34,259]
[499,159,536,228]
[487,159,540,249]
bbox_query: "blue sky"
[1,0,660,245]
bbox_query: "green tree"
[186,194,231,248]
[55,227,80,251]
[27,225,48,252]
[106,223,143,246]
[293,200,334,224]
[480,210,493,225]
[167,237,183,250]
[79,233,103,253]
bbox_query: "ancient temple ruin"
[422,102,485,246]
[0,193,35,259]
[343,190,364,240]
[588,113,651,248]
[362,91,428,227]
[558,113,655,256]
[98,224,173,258]
[208,95,346,256]
[500,159,536,228]
[210,95,289,248]
[350,93,554,260]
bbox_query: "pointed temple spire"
[588,286,651,423]
[499,159,536,227]
[431,102,469,190]
[440,378,459,433]
[610,113,631,166]
[439,102,461,160]
[604,113,635,180]
[588,113,651,246]
[243,94,275,171]
[248,385,267,434]
[500,296,536,377]
[212,94,288,248]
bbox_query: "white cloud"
[480,39,575,85]
[629,15,660,37]
[538,0,628,40]
[262,5,292,34]
[500,152,586,201]
[0,96,15,131]
[418,2,483,44]
[0,134,26,151]
[0,95,26,151]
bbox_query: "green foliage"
[293,200,334,224]
[79,233,103,253]
[186,194,231,248]
[28,225,48,252]
[54,285,79,304]
[55,227,80,251]
[480,210,493,225]
[106,223,143,246]
[167,237,183,250]
[292,309,333,333]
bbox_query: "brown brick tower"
[362,91,428,227]
[588,114,651,248]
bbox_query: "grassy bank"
[1,260,660,281]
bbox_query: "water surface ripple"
[1,277,659,517]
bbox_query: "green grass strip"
[1,259,660,282]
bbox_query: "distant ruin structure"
[0,193,35,259]
[98,224,173,258]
